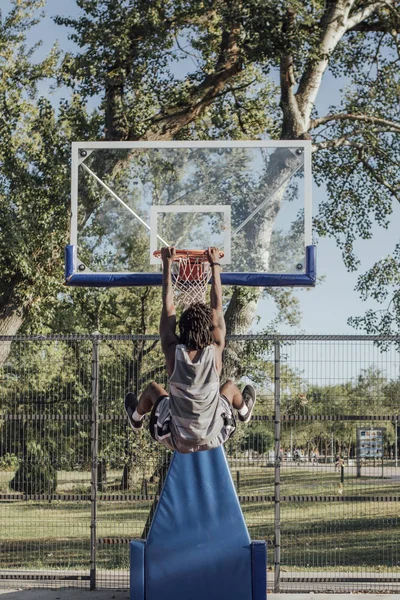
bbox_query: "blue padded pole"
[142,447,254,600]
[251,540,267,599]
[130,540,145,600]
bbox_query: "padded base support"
[130,540,145,599]
[130,446,266,600]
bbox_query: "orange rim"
[153,249,224,262]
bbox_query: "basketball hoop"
[153,249,224,308]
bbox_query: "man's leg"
[220,379,256,423]
[125,381,168,431]
[220,379,243,410]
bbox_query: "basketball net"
[153,249,224,309]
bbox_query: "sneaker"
[124,392,143,432]
[237,384,256,423]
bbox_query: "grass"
[0,463,399,573]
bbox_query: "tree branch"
[296,1,353,125]
[231,90,248,134]
[280,8,296,101]
[358,154,400,200]
[279,7,307,138]
[297,0,399,126]
[346,0,398,31]
[140,24,243,140]
[390,27,400,58]
[310,112,400,132]
[313,137,364,151]
[314,137,400,199]
[348,20,400,32]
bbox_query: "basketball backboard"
[65,141,316,287]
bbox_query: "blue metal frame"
[65,244,316,288]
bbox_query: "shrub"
[0,452,19,471]
[9,445,57,494]
[240,426,274,455]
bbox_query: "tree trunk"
[223,287,261,380]
[222,147,304,378]
[97,458,107,492]
[120,460,143,490]
[0,293,25,366]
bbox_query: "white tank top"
[168,344,223,447]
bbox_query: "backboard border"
[66,140,316,288]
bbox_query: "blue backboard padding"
[65,244,316,288]
[251,541,267,600]
[130,540,145,600]
[144,447,253,600]
[65,245,75,280]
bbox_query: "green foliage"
[9,442,58,494]
[52,0,400,334]
[0,334,167,490]
[0,453,19,471]
[309,4,400,331]
[240,425,274,454]
[347,245,400,336]
[0,339,93,482]
[1,0,400,339]
[279,366,398,455]
[10,460,58,495]
[0,2,101,334]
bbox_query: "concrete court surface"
[1,592,400,600]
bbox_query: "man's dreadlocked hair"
[178,302,214,351]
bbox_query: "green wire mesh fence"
[0,334,399,592]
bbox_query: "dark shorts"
[149,395,170,442]
[149,394,236,453]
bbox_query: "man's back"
[169,344,222,447]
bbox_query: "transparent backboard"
[67,141,314,287]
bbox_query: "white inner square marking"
[150,205,231,265]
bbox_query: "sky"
[4,0,400,335]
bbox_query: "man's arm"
[208,247,226,350]
[159,247,179,375]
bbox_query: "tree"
[0,0,101,363]
[0,330,170,494]
[2,0,400,345]
[0,337,93,493]
[295,367,398,460]
[2,1,400,494]
[57,0,400,338]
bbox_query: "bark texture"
[0,292,25,365]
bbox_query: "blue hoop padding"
[130,447,267,600]
[65,244,316,287]
[129,540,145,598]
[252,540,268,599]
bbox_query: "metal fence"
[0,334,399,593]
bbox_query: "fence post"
[90,337,100,591]
[274,339,281,593]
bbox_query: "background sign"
[357,428,385,459]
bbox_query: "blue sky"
[5,0,399,335]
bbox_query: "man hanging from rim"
[124,246,256,453]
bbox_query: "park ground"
[1,592,400,600]
[1,462,400,575]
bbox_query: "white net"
[153,250,214,309]
[171,256,212,309]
